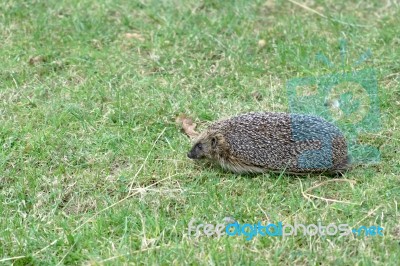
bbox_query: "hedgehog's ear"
[211,133,224,149]
[211,137,217,148]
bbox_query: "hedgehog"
[187,112,349,175]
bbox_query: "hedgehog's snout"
[187,149,197,159]
[187,142,205,160]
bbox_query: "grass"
[0,0,399,264]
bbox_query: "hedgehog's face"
[187,133,226,160]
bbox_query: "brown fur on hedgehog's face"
[187,132,227,160]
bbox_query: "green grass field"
[1,0,399,265]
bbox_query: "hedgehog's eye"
[196,143,203,150]
[211,137,217,148]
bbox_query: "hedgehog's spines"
[188,112,349,175]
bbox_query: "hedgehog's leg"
[329,155,351,176]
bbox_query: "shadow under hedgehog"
[187,112,349,175]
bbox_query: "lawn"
[0,0,399,265]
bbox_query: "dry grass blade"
[287,0,327,19]
[0,256,27,263]
[128,127,167,191]
[288,0,371,28]
[302,179,361,205]
[124,32,145,41]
